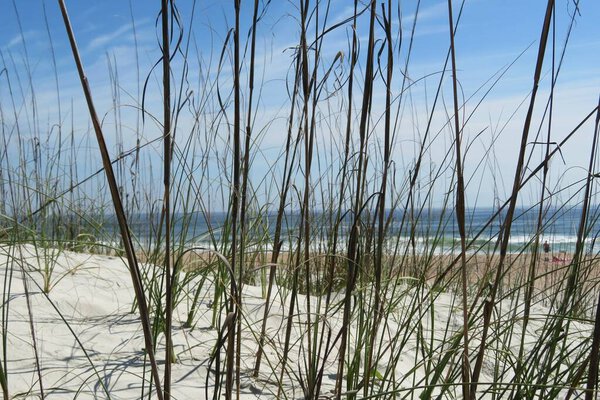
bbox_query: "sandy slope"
[0,245,592,399]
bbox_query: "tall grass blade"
[469,1,555,397]
[446,0,470,397]
[583,95,600,400]
[56,1,164,398]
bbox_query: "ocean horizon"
[46,205,599,255]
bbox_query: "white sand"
[0,245,592,399]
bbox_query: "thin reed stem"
[446,0,470,397]
[225,1,242,399]
[161,1,174,398]
[469,1,555,396]
[56,2,164,399]
[582,96,600,400]
[336,1,376,398]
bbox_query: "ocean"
[92,205,600,256]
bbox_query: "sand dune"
[0,245,593,399]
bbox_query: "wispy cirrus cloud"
[86,19,153,52]
[87,24,135,51]
[1,30,38,51]
[5,33,24,48]
[401,1,447,25]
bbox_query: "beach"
[0,244,594,399]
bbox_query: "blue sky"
[1,0,599,210]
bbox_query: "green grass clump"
[1,0,599,399]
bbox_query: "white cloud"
[85,19,153,53]
[87,24,135,51]
[401,2,447,26]
[1,30,38,51]
[5,34,23,49]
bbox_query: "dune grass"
[1,0,600,399]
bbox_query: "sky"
[1,0,599,211]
